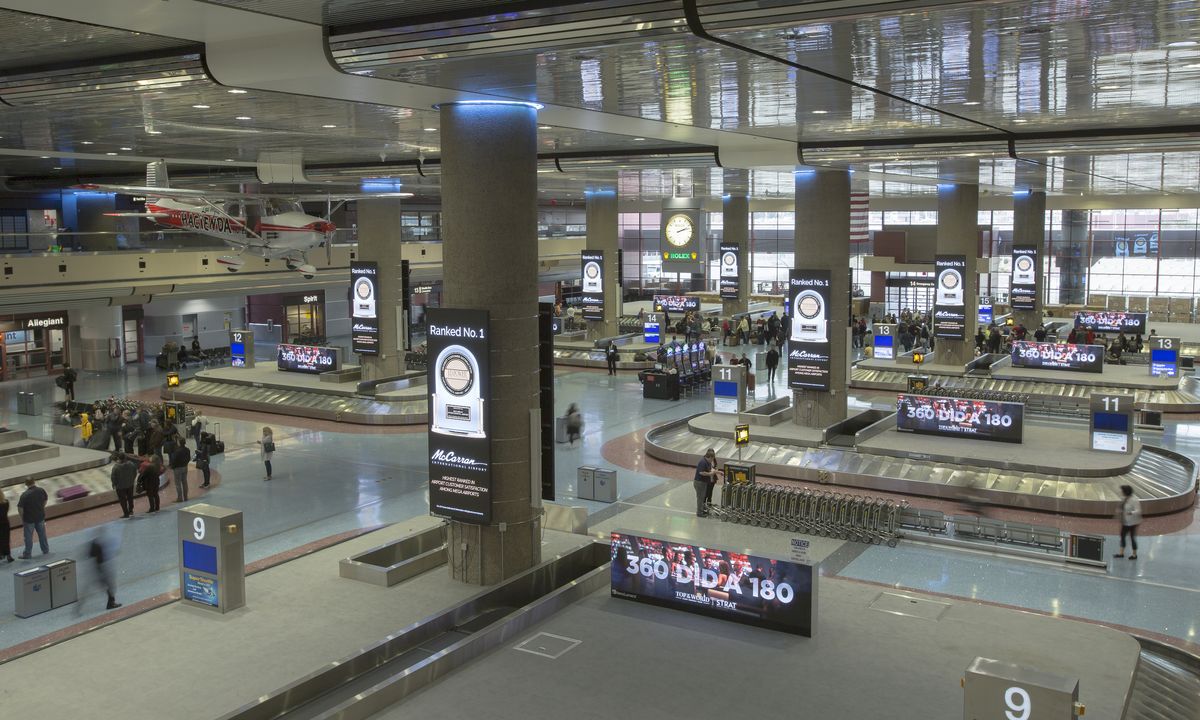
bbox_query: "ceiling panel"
[0,9,195,72]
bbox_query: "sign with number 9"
[193,517,206,541]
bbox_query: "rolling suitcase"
[208,423,225,455]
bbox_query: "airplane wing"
[73,183,261,200]
[287,192,414,201]
[103,212,172,218]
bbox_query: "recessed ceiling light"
[52,166,61,170]
[423,127,437,131]
[1013,118,1028,123]
[811,110,828,114]
[322,124,337,128]
[1168,40,1198,48]
[147,130,162,135]
[192,104,210,109]
[39,155,49,159]
[120,147,132,151]
[235,116,252,120]
[538,125,551,130]
[228,89,248,94]
[224,158,235,162]
[963,101,981,106]
[633,137,646,140]
[80,141,93,145]
[106,152,118,155]
[1099,85,1120,90]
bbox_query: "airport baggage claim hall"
[0,1,1197,719]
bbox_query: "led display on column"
[1010,245,1037,311]
[427,308,492,525]
[719,242,740,300]
[933,255,967,340]
[350,261,380,355]
[580,250,605,321]
[787,269,832,391]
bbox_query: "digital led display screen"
[1093,411,1130,433]
[277,344,340,374]
[1010,341,1104,373]
[1073,311,1147,335]
[610,531,816,636]
[580,250,605,321]
[714,380,738,397]
[1151,348,1178,378]
[719,242,740,300]
[182,540,217,575]
[427,308,492,525]
[1010,245,1038,311]
[787,269,832,391]
[896,394,1024,444]
[873,334,894,360]
[934,255,967,340]
[350,260,380,355]
[653,295,701,313]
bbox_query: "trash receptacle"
[47,559,77,609]
[14,566,52,618]
[555,416,569,444]
[17,391,39,416]
[593,468,617,503]
[577,466,596,500]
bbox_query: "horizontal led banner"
[653,295,700,313]
[896,393,1024,444]
[1011,341,1104,373]
[1073,311,1147,335]
[277,344,340,374]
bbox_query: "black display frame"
[896,393,1024,444]
[350,260,380,355]
[933,254,967,340]
[1010,341,1104,374]
[580,249,605,321]
[787,269,832,391]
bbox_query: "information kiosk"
[230,329,255,368]
[712,364,747,414]
[178,504,246,613]
[1090,393,1134,453]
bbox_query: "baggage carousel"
[851,366,1200,412]
[645,414,1197,516]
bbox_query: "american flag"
[850,192,869,243]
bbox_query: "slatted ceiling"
[201,0,535,27]
[0,10,193,72]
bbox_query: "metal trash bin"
[592,468,617,503]
[14,566,52,618]
[17,391,40,416]
[1068,534,1105,562]
[577,466,596,500]
[47,559,77,609]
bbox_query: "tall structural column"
[440,101,541,585]
[792,169,849,427]
[1011,190,1047,329]
[721,194,750,317]
[355,198,407,381]
[71,306,123,372]
[935,179,980,364]
[584,189,620,340]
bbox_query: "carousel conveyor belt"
[851,367,1200,412]
[645,417,1197,516]
[165,378,427,425]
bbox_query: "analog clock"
[664,213,695,247]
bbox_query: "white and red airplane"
[78,163,410,278]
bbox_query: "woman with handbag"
[256,427,275,481]
[1114,484,1142,560]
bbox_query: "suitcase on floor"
[207,423,224,455]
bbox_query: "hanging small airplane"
[76,164,411,279]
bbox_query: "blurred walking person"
[1114,484,1142,560]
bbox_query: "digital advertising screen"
[1010,245,1038,311]
[873,323,896,360]
[181,540,218,575]
[787,269,832,391]
[719,242,740,300]
[1150,337,1179,378]
[896,394,1024,444]
[934,255,967,340]
[1010,341,1104,374]
[580,250,605,321]
[610,531,816,637]
[350,260,380,355]
[653,295,701,313]
[978,299,993,326]
[183,572,218,607]
[1091,412,1130,453]
[643,317,660,344]
[427,308,492,525]
[277,344,340,374]
[1073,310,1148,335]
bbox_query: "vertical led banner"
[1010,245,1037,311]
[933,255,967,340]
[719,242,740,300]
[427,308,492,525]
[350,261,380,355]
[580,249,605,321]
[787,269,832,391]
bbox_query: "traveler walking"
[693,448,722,517]
[565,405,583,446]
[0,491,13,562]
[170,440,191,502]
[84,531,121,610]
[1114,485,1142,560]
[110,453,138,518]
[58,362,78,403]
[766,345,780,386]
[139,455,162,513]
[17,479,49,559]
[257,427,275,480]
[606,341,619,375]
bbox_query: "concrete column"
[1061,208,1090,307]
[584,189,620,339]
[1011,190,1047,329]
[355,198,407,381]
[440,101,541,585]
[71,306,123,372]
[721,194,750,316]
[935,179,979,364]
[792,169,849,428]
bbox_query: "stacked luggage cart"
[709,483,904,546]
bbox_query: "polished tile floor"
[1,353,1198,655]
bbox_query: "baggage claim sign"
[426,308,492,525]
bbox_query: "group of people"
[63,398,206,459]
[720,311,788,347]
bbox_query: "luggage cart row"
[709,483,904,546]
[921,384,1029,405]
[897,507,1065,551]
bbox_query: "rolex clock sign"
[426,308,493,525]
[660,203,704,274]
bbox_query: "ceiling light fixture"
[322,124,337,128]
[120,147,132,151]
[633,137,646,140]
[192,104,210,109]
[1168,40,1198,48]
[106,152,118,155]
[235,116,252,120]
[224,158,235,162]
[52,166,61,170]
[963,101,981,106]
[147,130,162,135]
[423,127,437,131]
[39,155,49,159]
[80,141,93,145]
[1099,85,1120,90]
[538,125,552,130]
[811,110,828,114]
[228,89,248,94]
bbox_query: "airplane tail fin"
[146,161,170,189]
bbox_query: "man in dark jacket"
[170,440,192,503]
[765,345,780,387]
[60,363,78,403]
[110,453,138,518]
[17,479,49,559]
